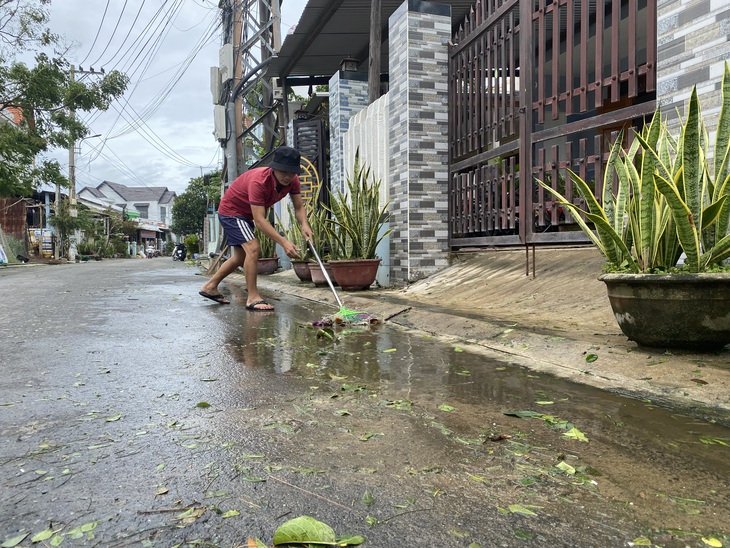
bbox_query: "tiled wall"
[658,0,730,137]
[388,0,451,284]
[328,71,369,195]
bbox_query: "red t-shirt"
[217,167,300,218]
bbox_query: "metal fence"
[448,0,657,248]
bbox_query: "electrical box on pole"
[219,44,234,83]
[210,67,222,104]
[213,105,226,141]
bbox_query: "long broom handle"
[307,239,344,309]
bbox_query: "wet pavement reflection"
[214,298,730,537]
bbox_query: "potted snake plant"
[276,204,311,281]
[539,62,730,350]
[325,151,392,290]
[254,224,279,275]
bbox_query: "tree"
[0,0,128,197]
[48,197,93,256]
[171,171,222,237]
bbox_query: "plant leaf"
[272,516,336,546]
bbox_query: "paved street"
[1,259,729,547]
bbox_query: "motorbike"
[172,243,187,261]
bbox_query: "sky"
[41,0,307,195]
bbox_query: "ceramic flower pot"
[599,273,730,350]
[329,258,381,290]
[291,259,312,281]
[308,261,337,287]
[257,257,279,275]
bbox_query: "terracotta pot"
[291,259,312,281]
[599,273,730,350]
[257,257,279,275]
[308,261,337,287]
[329,258,381,290]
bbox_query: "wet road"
[1,259,729,547]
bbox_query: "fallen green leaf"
[508,504,537,516]
[702,537,723,547]
[221,510,240,518]
[562,427,589,442]
[273,516,336,545]
[105,413,122,422]
[196,402,211,408]
[556,461,575,475]
[383,348,397,353]
[438,404,455,412]
[585,354,598,363]
[1,532,29,548]
[632,537,652,546]
[31,529,54,543]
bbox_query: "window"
[135,204,149,218]
[160,206,166,220]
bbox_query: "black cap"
[269,146,302,174]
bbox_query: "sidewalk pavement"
[233,247,729,423]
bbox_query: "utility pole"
[67,65,105,218]
[221,0,282,182]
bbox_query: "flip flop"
[246,300,274,311]
[199,291,230,304]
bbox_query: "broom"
[306,239,370,322]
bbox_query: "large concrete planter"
[599,273,730,350]
[329,259,381,290]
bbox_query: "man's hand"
[281,239,300,258]
[301,226,314,242]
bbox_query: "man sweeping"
[199,146,314,310]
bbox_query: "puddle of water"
[216,298,730,537]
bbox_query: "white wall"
[343,93,390,206]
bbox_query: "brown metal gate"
[448,0,657,248]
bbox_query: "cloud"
[41,0,308,195]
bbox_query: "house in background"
[78,181,176,251]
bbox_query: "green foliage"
[171,171,221,237]
[540,61,730,273]
[48,198,94,257]
[0,2,128,197]
[0,233,25,262]
[184,234,199,256]
[326,150,392,260]
[254,224,276,258]
[275,204,309,260]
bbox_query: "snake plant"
[326,151,392,260]
[254,224,276,258]
[540,61,730,273]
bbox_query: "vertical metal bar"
[595,0,604,108]
[611,0,619,103]
[500,16,507,140]
[536,0,545,124]
[594,134,603,203]
[580,0,587,112]
[509,8,517,136]
[550,144,559,225]
[565,0,573,117]
[519,0,533,244]
[646,0,656,91]
[551,0,559,120]
[628,0,637,97]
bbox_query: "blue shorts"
[218,215,256,246]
